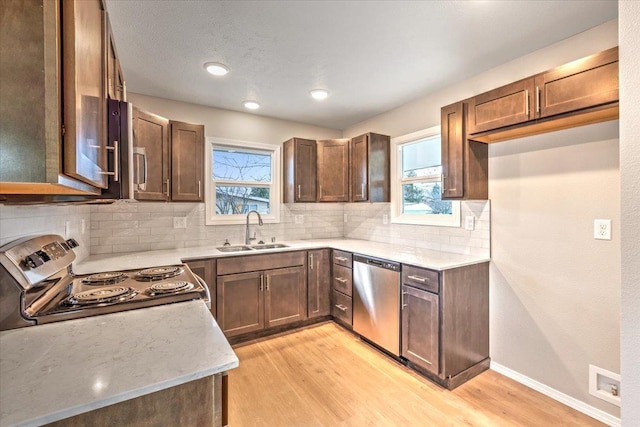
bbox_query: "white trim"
[491,362,621,427]
[589,365,621,407]
[390,126,461,227]
[205,137,281,225]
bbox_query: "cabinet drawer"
[217,252,305,275]
[402,265,439,294]
[332,250,352,268]
[332,264,353,296]
[332,290,352,327]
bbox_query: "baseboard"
[490,362,621,427]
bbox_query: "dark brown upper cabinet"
[283,138,317,203]
[535,46,618,119]
[0,0,128,197]
[106,16,125,102]
[441,102,488,200]
[133,108,170,201]
[62,0,108,190]
[468,78,535,135]
[170,121,205,202]
[132,109,204,202]
[465,47,618,144]
[317,139,350,202]
[350,133,390,202]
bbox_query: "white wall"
[342,19,621,421]
[128,93,342,145]
[619,1,640,425]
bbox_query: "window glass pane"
[213,147,271,182]
[401,182,452,215]
[402,136,441,178]
[215,186,270,215]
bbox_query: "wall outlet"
[589,365,621,407]
[464,215,475,231]
[294,215,304,225]
[64,221,72,239]
[382,214,388,225]
[173,217,187,229]
[594,219,611,240]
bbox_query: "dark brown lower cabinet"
[216,266,307,338]
[184,259,217,318]
[307,249,330,318]
[401,285,439,376]
[401,262,489,390]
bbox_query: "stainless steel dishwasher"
[353,254,401,356]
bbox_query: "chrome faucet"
[245,210,264,245]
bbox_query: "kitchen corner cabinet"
[216,252,307,338]
[317,139,350,202]
[440,102,488,200]
[307,249,331,318]
[401,262,489,390]
[184,259,217,318]
[170,121,205,202]
[350,133,390,202]
[283,138,317,203]
[132,110,204,202]
[0,0,121,196]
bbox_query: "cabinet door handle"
[100,140,119,181]
[266,275,270,291]
[335,277,347,283]
[407,275,426,283]
[309,253,314,270]
[335,304,348,312]
[198,180,201,198]
[335,256,348,262]
[259,274,264,292]
[165,178,170,197]
[319,185,323,199]
[297,184,301,199]
[133,147,147,191]
[402,292,408,308]
[525,89,530,117]
[536,86,540,114]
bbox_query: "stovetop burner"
[146,281,194,295]
[136,266,184,281]
[82,271,128,285]
[65,286,138,306]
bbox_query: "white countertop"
[0,301,238,427]
[74,238,489,274]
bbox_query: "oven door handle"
[193,274,211,310]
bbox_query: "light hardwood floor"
[228,322,604,426]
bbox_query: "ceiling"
[105,1,617,130]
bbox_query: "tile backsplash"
[344,201,490,257]
[0,205,91,262]
[89,201,345,254]
[0,200,490,258]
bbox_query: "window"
[205,138,280,225]
[391,126,460,226]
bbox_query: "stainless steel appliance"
[0,235,210,331]
[352,254,401,356]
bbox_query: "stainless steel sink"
[251,243,290,250]
[216,245,254,252]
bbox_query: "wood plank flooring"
[228,322,604,426]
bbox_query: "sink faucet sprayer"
[245,210,263,245]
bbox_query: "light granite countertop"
[0,301,238,427]
[74,238,490,275]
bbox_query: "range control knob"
[23,251,51,270]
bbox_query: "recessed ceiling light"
[310,89,329,100]
[243,101,260,110]
[204,62,229,76]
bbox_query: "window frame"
[205,137,281,225]
[390,126,461,227]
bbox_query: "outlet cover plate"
[173,217,187,229]
[294,215,304,225]
[594,219,611,240]
[465,215,475,231]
